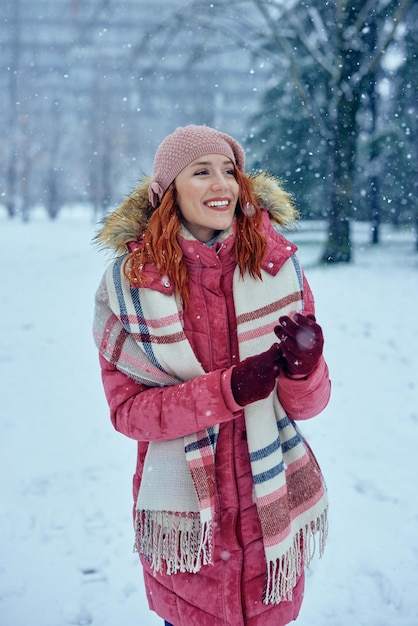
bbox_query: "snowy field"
[0,209,417,626]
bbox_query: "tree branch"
[287,10,334,77]
[251,0,330,138]
[353,0,414,88]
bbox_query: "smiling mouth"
[206,200,230,208]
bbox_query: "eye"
[225,168,235,176]
[194,169,209,176]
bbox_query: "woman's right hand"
[230,344,282,406]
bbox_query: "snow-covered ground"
[1,209,417,626]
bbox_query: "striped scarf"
[93,254,328,604]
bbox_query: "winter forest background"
[1,1,418,625]
[2,0,418,262]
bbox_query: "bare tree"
[5,0,21,218]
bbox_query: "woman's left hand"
[274,313,324,378]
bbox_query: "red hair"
[124,168,267,308]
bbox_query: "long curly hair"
[123,167,267,308]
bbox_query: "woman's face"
[174,153,240,242]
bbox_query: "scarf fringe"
[134,510,214,575]
[263,508,329,605]
[134,507,328,604]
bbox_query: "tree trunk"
[415,214,418,253]
[322,213,352,263]
[320,1,363,264]
[6,0,21,219]
[368,19,380,245]
[6,162,17,218]
[46,173,60,220]
[370,175,380,245]
[321,94,359,263]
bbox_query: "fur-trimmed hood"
[95,172,298,255]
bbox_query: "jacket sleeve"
[99,354,242,442]
[276,272,331,420]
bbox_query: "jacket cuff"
[221,367,245,413]
[277,356,331,420]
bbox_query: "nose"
[211,170,228,190]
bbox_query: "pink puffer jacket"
[99,213,331,626]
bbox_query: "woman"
[93,125,331,626]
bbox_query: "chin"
[214,216,235,231]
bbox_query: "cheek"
[176,188,196,214]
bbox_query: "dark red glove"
[230,343,282,406]
[274,313,324,378]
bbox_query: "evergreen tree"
[244,0,414,261]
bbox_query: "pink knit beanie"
[148,125,246,207]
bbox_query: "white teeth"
[207,200,229,207]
